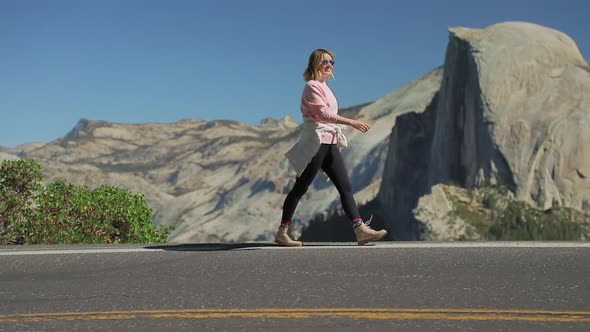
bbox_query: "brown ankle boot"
[354,220,387,245]
[274,224,303,247]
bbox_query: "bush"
[0,159,169,244]
[424,184,588,241]
[0,160,43,243]
[488,200,584,241]
[482,192,498,210]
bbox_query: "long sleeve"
[302,84,336,122]
[300,80,340,144]
[301,81,339,123]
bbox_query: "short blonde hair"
[303,49,335,81]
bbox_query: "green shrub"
[488,200,583,241]
[451,204,488,235]
[0,160,43,243]
[431,184,588,241]
[0,159,169,244]
[482,192,498,210]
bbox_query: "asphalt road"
[0,242,589,331]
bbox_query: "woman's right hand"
[351,120,370,133]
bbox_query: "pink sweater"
[300,80,339,144]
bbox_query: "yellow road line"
[1,308,589,324]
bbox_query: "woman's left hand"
[351,120,370,133]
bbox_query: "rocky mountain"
[377,21,590,240]
[0,143,45,161]
[4,77,439,243]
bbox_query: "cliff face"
[378,22,590,239]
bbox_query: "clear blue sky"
[1,0,588,147]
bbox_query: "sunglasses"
[321,59,335,66]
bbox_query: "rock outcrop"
[413,185,485,241]
[378,22,590,239]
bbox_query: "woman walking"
[275,48,388,247]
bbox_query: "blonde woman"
[276,48,388,246]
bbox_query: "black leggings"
[282,144,361,223]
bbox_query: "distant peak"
[259,117,279,126]
[259,115,298,128]
[64,118,109,139]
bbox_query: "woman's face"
[318,53,334,81]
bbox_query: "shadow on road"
[144,243,364,251]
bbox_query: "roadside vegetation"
[0,159,170,245]
[443,183,589,241]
